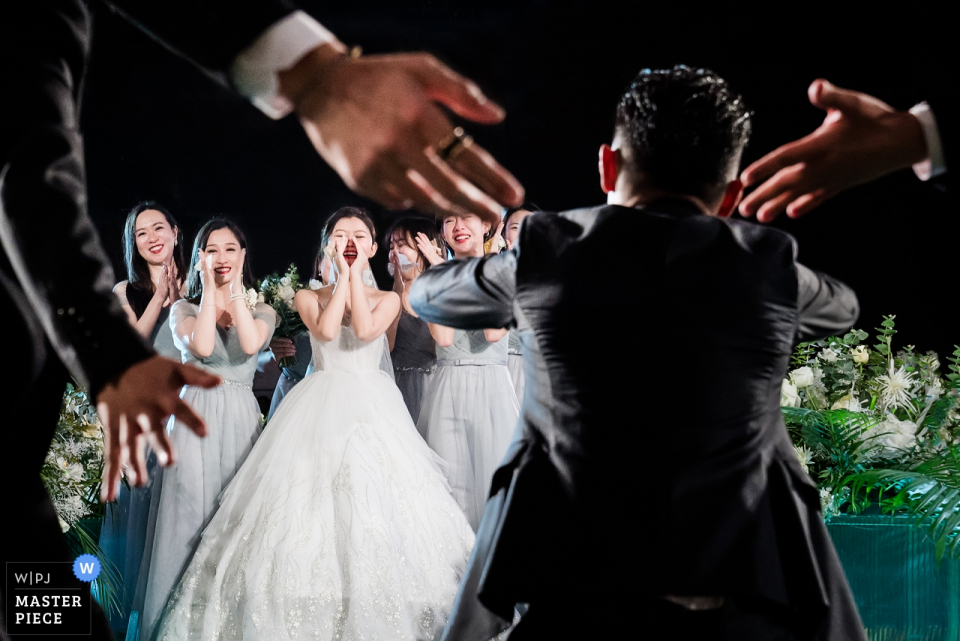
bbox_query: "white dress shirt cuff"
[909,102,947,181]
[230,11,339,119]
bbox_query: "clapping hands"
[414,232,445,266]
[152,259,179,305]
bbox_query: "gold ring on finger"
[436,127,474,161]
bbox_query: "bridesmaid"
[101,202,185,632]
[384,216,446,427]
[136,218,276,640]
[502,204,539,403]
[417,213,519,530]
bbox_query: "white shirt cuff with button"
[230,11,339,119]
[910,102,947,181]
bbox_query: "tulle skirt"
[136,384,262,640]
[507,353,525,405]
[417,363,519,530]
[154,367,474,640]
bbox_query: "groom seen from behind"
[411,65,867,640]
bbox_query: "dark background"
[81,2,957,360]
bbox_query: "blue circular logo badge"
[72,554,100,582]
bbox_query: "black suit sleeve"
[795,263,859,342]
[0,4,153,397]
[105,0,296,76]
[409,251,517,330]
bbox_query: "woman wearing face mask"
[501,204,540,402]
[100,201,186,632]
[154,207,473,641]
[384,216,446,427]
[416,213,520,530]
[136,218,276,641]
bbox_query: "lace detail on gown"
[155,326,475,640]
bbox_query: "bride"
[154,207,475,640]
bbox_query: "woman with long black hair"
[135,218,276,641]
[100,202,187,632]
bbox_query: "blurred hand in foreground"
[280,44,525,227]
[739,79,928,222]
[97,355,221,502]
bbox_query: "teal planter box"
[828,515,960,641]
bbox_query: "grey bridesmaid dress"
[99,283,181,634]
[417,329,518,530]
[135,300,275,640]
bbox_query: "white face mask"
[386,252,416,277]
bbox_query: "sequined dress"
[154,325,474,640]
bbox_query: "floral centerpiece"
[43,383,123,615]
[783,315,960,559]
[258,264,319,368]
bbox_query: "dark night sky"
[81,2,957,359]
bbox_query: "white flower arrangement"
[42,383,105,532]
[783,316,960,559]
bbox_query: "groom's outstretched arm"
[795,263,859,342]
[409,251,517,330]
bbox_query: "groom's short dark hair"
[615,65,751,202]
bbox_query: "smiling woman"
[414,212,519,530]
[133,217,276,641]
[99,201,188,632]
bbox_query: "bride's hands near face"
[415,232,445,266]
[334,237,351,280]
[349,240,370,275]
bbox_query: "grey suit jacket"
[411,201,865,640]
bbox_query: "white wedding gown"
[154,326,475,640]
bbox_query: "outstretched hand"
[280,45,524,227]
[97,356,221,502]
[739,79,929,222]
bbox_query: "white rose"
[308,279,322,290]
[780,379,801,407]
[280,276,292,287]
[64,463,84,481]
[819,348,838,363]
[851,345,869,364]
[872,414,919,458]
[790,366,815,388]
[257,292,266,304]
[278,285,296,304]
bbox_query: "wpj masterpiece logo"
[3,555,98,635]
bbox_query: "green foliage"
[66,520,125,618]
[783,316,960,561]
[846,450,960,561]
